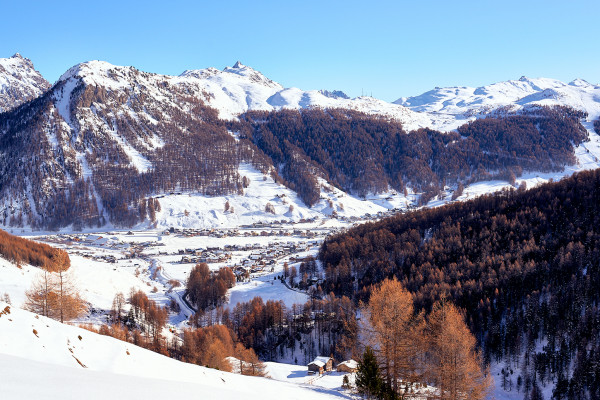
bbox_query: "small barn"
[308,356,334,375]
[336,359,358,373]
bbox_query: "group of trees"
[186,263,235,310]
[181,324,266,375]
[93,289,266,376]
[357,279,491,400]
[86,289,171,355]
[0,228,69,269]
[321,168,600,399]
[0,228,86,323]
[20,243,86,323]
[193,294,358,363]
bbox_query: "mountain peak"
[569,78,591,88]
[0,53,50,113]
[232,61,244,69]
[2,53,34,69]
[57,60,141,90]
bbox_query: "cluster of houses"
[162,227,238,238]
[307,356,358,375]
[179,247,231,264]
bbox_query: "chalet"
[307,356,334,375]
[336,359,358,373]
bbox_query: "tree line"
[0,228,70,269]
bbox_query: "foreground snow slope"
[0,301,348,400]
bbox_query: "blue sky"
[2,0,598,101]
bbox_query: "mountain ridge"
[1,54,600,231]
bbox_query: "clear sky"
[2,0,598,101]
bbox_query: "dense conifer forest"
[237,106,588,205]
[320,168,600,399]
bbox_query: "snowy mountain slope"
[149,163,389,230]
[177,61,432,130]
[0,57,416,230]
[0,53,50,113]
[0,301,347,400]
[395,76,600,122]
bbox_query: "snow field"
[0,302,351,400]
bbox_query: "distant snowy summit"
[4,53,598,132]
[395,76,600,121]
[0,53,50,112]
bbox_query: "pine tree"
[355,346,382,399]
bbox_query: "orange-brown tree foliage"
[180,324,266,375]
[20,235,86,323]
[0,229,70,270]
[129,289,168,344]
[426,301,492,400]
[366,279,425,395]
[186,264,235,311]
[365,279,490,399]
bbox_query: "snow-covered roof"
[309,356,332,367]
[337,360,358,369]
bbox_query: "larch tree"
[366,278,425,397]
[111,292,126,323]
[24,252,86,323]
[426,301,492,400]
[24,268,57,318]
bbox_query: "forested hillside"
[320,169,600,399]
[237,106,588,205]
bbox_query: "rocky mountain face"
[0,56,598,230]
[0,61,255,229]
[0,54,50,113]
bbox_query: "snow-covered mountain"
[176,60,435,131]
[1,54,600,231]
[0,53,50,113]
[395,76,600,125]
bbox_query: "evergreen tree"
[356,346,383,399]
